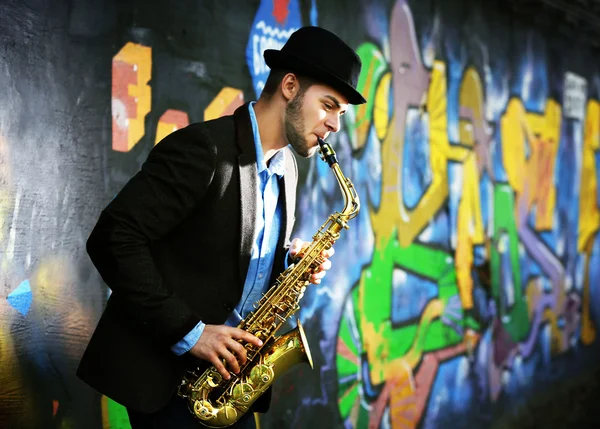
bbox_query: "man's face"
[284,84,350,158]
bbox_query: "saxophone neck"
[317,138,360,220]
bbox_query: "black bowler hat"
[263,26,367,105]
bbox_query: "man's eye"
[324,103,332,110]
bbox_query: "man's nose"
[325,113,342,133]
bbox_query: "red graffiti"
[272,0,290,25]
[112,59,138,152]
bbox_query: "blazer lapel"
[233,103,257,290]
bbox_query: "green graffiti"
[107,398,132,429]
[346,42,390,148]
[491,184,530,341]
[336,231,480,423]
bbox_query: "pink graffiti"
[390,0,430,144]
[459,105,495,180]
[368,343,468,429]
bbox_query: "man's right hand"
[188,324,263,380]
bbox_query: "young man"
[78,26,367,429]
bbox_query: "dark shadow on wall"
[491,366,600,429]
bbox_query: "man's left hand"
[289,238,335,285]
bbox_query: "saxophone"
[177,138,360,427]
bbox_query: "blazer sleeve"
[87,124,217,346]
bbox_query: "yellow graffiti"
[579,100,600,250]
[389,368,417,429]
[525,278,566,353]
[353,59,375,149]
[455,67,486,310]
[582,238,597,344]
[204,87,244,122]
[525,277,542,320]
[373,72,392,142]
[32,257,96,362]
[579,100,599,345]
[112,42,152,152]
[458,68,486,149]
[101,395,110,428]
[371,60,469,249]
[0,321,19,388]
[542,307,562,354]
[396,299,444,370]
[501,98,561,229]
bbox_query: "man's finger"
[230,328,263,348]
[226,339,248,364]
[322,247,335,258]
[289,238,304,255]
[313,270,327,280]
[210,355,231,380]
[290,238,313,259]
[219,347,240,374]
[312,259,332,276]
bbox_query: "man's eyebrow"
[324,95,342,108]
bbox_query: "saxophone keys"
[206,368,224,388]
[232,380,254,402]
[250,364,274,386]
[193,400,212,418]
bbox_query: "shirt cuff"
[171,320,205,356]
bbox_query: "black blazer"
[77,103,298,413]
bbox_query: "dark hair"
[261,69,318,99]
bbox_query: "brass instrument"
[178,138,360,427]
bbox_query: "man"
[78,26,366,429]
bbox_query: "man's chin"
[297,145,318,159]
[288,140,315,158]
[307,146,319,158]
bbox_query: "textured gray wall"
[0,1,599,428]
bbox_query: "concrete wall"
[1,0,599,428]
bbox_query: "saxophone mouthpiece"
[317,137,338,167]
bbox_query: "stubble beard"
[284,93,316,158]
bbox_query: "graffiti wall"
[1,0,599,428]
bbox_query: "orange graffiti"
[155,110,190,145]
[112,42,152,152]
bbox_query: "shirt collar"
[248,102,285,177]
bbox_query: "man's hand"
[188,325,263,380]
[289,237,335,285]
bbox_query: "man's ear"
[280,73,299,101]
